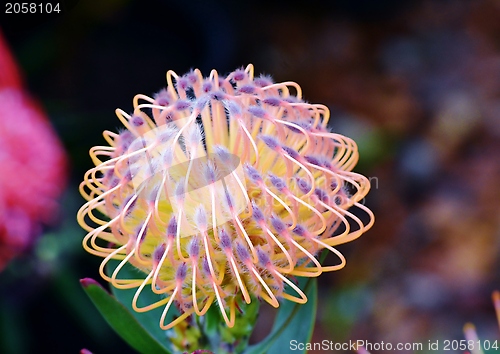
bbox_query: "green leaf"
[244,277,317,354]
[80,278,171,354]
[106,260,180,349]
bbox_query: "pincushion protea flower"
[462,291,500,354]
[0,30,66,270]
[78,64,374,329]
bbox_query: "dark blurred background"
[1,0,500,353]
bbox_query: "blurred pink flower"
[0,30,66,270]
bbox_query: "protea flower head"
[78,64,374,329]
[0,30,66,270]
[463,290,500,353]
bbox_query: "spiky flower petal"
[78,64,374,329]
